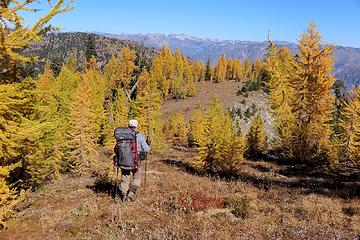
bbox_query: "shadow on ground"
[86,174,123,201]
[162,157,360,199]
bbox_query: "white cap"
[129,119,138,128]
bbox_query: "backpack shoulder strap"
[133,131,139,168]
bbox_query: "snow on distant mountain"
[102,33,360,87]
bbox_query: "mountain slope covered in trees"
[110,33,360,87]
[25,32,360,87]
[24,32,157,71]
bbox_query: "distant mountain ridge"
[103,33,360,87]
[25,32,157,70]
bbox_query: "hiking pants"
[120,167,141,197]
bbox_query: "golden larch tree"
[214,53,227,82]
[291,23,335,162]
[103,55,119,92]
[340,87,360,162]
[264,43,296,157]
[199,61,206,82]
[242,57,251,80]
[36,64,55,103]
[161,45,175,99]
[0,0,73,226]
[184,57,197,97]
[0,0,73,83]
[193,58,202,82]
[188,107,205,147]
[197,98,246,172]
[67,74,98,174]
[251,59,263,80]
[116,47,137,88]
[135,69,165,152]
[173,49,185,99]
[233,59,242,81]
[246,114,268,159]
[167,112,188,145]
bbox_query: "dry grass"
[162,81,243,120]
[1,143,359,240]
[1,81,359,239]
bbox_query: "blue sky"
[24,0,360,47]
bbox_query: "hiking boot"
[126,191,136,202]
[119,192,127,202]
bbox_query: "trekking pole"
[144,153,148,189]
[114,165,119,203]
[144,96,152,191]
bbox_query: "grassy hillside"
[1,81,359,240]
[162,81,275,139]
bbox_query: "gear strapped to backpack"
[114,127,139,169]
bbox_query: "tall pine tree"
[85,34,97,62]
[204,59,212,81]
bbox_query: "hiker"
[114,119,150,202]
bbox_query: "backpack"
[114,127,139,169]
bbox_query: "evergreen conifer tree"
[49,53,63,76]
[204,59,212,81]
[85,34,97,62]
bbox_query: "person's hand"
[139,152,147,161]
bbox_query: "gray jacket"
[136,132,150,154]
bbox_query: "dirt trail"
[1,145,359,239]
